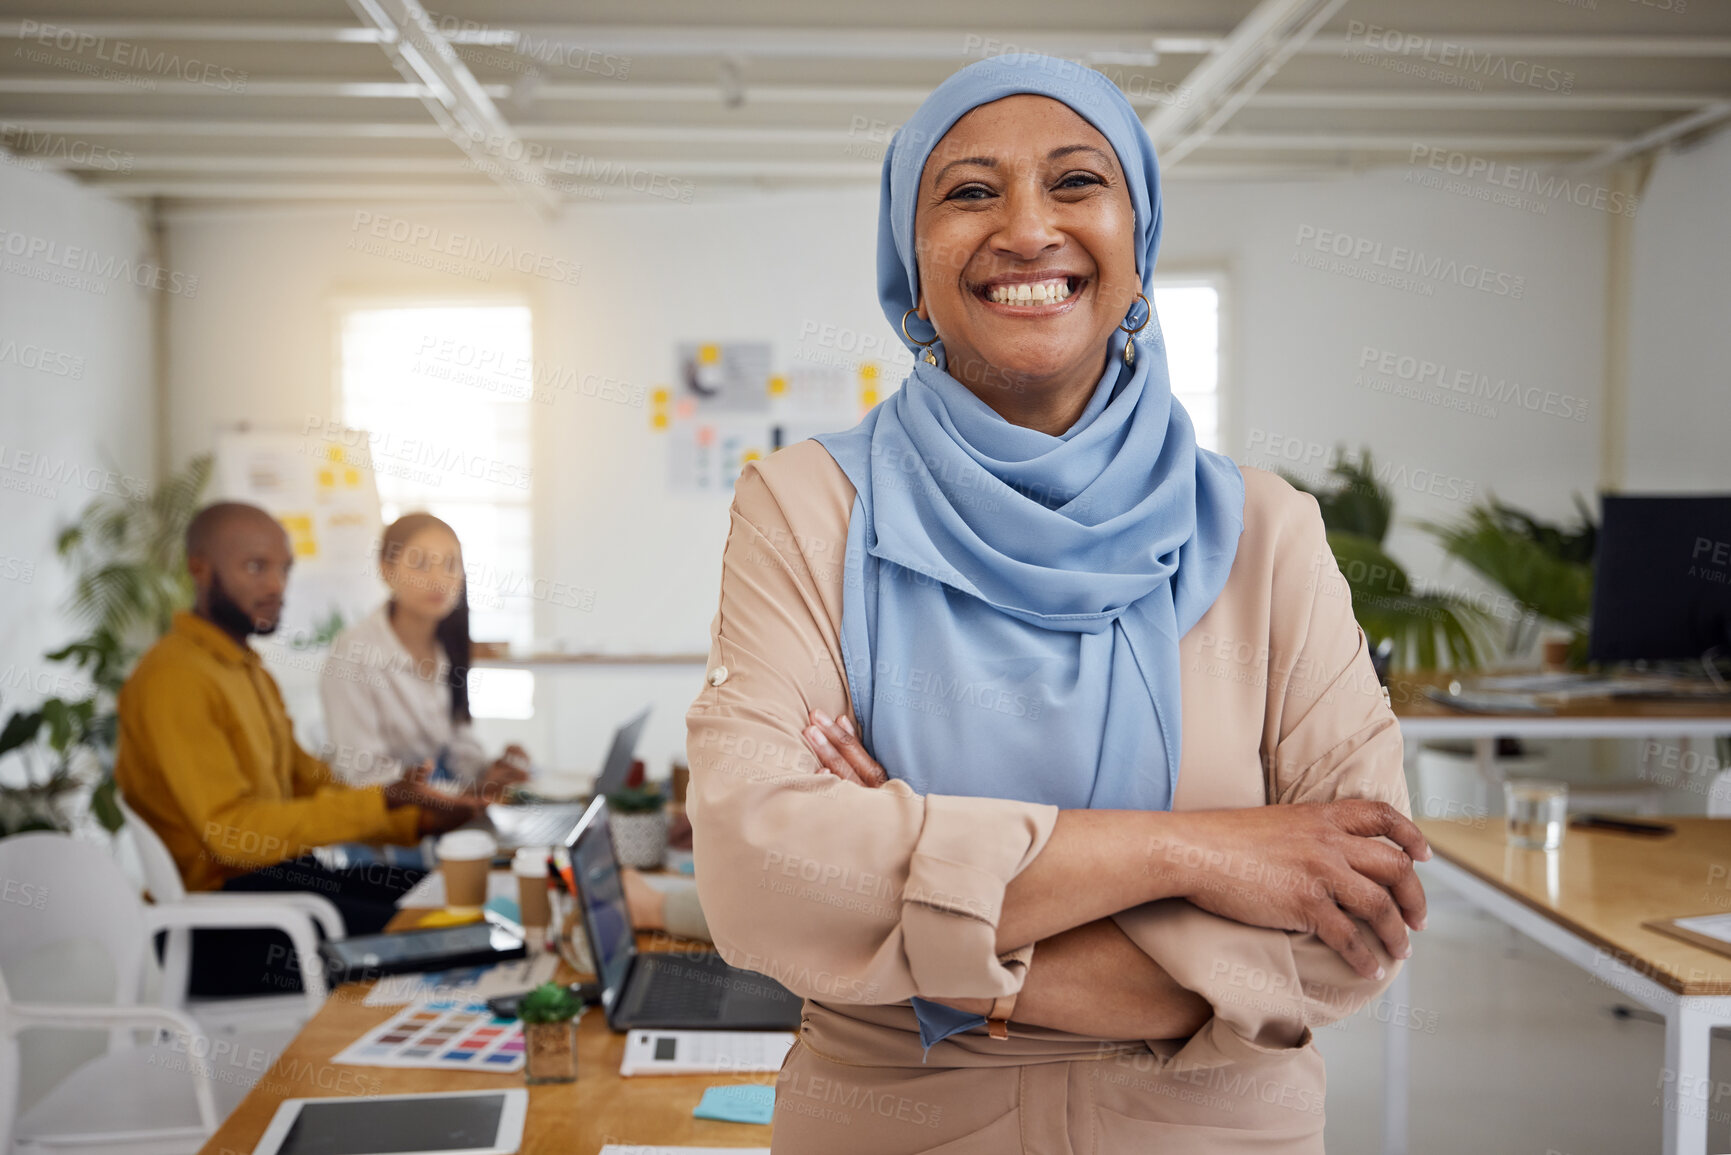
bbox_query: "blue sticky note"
[693,1084,775,1125]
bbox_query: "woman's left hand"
[801,709,888,788]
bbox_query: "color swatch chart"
[334,998,525,1072]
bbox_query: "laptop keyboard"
[636,956,728,1021]
[488,803,586,848]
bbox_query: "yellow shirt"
[116,610,421,891]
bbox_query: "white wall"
[1624,126,1731,492]
[166,153,1721,777]
[0,158,156,714]
[0,154,159,1115]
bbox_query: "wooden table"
[196,907,778,1155]
[1382,816,1731,1155]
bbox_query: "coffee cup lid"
[512,846,550,875]
[436,829,497,860]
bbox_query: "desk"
[196,906,778,1155]
[1387,672,1731,806]
[1382,817,1731,1155]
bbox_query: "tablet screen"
[330,924,517,968]
[278,1094,506,1155]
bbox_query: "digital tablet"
[253,1089,528,1155]
[319,922,526,985]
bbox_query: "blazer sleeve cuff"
[900,793,1057,999]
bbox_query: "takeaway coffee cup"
[513,846,553,929]
[437,829,497,914]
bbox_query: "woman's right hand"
[1153,801,1429,980]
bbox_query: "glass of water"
[1504,779,1568,850]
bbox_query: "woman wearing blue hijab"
[687,53,1427,1153]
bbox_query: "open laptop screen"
[570,801,636,1004]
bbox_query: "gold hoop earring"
[1118,293,1152,366]
[901,307,940,366]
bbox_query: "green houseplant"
[1418,496,1597,667]
[518,981,583,1084]
[0,454,212,837]
[1281,450,1495,672]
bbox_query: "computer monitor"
[1588,494,1731,664]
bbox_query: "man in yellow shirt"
[116,501,483,996]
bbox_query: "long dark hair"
[380,512,472,723]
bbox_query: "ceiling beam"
[1250,90,1723,112]
[0,117,1629,154]
[1146,0,1349,167]
[93,181,515,200]
[346,0,559,214]
[0,20,397,43]
[4,22,1729,59]
[0,78,479,99]
[0,117,448,137]
[1567,99,1731,171]
[1294,33,1731,58]
[1206,131,1621,151]
[0,76,1721,117]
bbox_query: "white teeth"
[986,278,1072,305]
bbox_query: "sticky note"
[694,1084,775,1125]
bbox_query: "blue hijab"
[813,50,1246,1050]
[816,52,1245,821]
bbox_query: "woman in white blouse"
[320,512,529,798]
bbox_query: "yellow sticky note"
[652,386,671,406]
[280,514,318,558]
[698,343,720,365]
[767,375,787,396]
[651,412,670,430]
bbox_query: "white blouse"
[319,603,492,787]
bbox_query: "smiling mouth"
[973,275,1085,308]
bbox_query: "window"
[1152,279,1223,453]
[338,303,535,718]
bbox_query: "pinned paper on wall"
[662,341,874,492]
[677,342,772,413]
[212,426,385,642]
[668,418,769,493]
[778,363,851,416]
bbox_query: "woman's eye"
[947,183,994,202]
[1056,172,1102,190]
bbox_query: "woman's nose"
[990,179,1064,262]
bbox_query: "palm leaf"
[1282,449,1394,544]
[1325,532,1495,671]
[1418,505,1594,630]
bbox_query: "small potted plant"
[518,981,583,1084]
[605,783,668,869]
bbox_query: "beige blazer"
[685,439,1409,1150]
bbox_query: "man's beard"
[208,571,277,637]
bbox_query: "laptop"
[566,797,804,1031]
[487,706,651,850]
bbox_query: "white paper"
[1672,913,1731,945]
[619,1029,794,1077]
